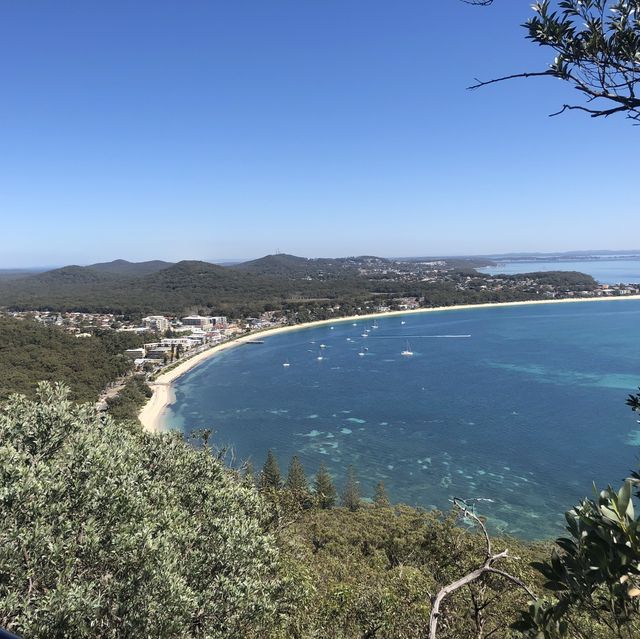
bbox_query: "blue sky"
[0,1,636,267]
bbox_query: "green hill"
[87,259,173,276]
[232,253,360,278]
[0,255,600,317]
[0,258,375,315]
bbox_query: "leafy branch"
[467,1,640,122]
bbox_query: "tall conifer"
[259,449,282,490]
[373,480,390,508]
[286,456,308,492]
[341,464,361,511]
[286,455,312,508]
[314,463,337,509]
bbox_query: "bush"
[0,383,291,638]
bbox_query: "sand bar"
[138,294,640,432]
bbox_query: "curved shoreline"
[138,295,640,432]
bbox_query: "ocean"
[162,300,640,539]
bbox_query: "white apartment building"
[142,315,170,331]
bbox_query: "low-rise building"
[124,347,146,359]
[142,315,170,331]
[181,315,213,328]
[160,337,195,350]
[181,315,227,329]
[146,346,172,360]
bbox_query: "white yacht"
[401,341,413,357]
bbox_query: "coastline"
[138,294,640,432]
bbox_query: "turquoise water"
[478,259,640,284]
[163,300,640,539]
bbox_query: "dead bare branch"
[428,498,538,639]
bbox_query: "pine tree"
[286,455,312,508]
[314,463,337,509]
[286,456,308,492]
[259,449,281,490]
[373,480,390,508]
[341,464,361,511]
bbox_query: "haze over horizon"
[1,2,636,267]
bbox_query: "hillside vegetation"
[2,384,639,638]
[0,316,144,403]
[0,255,597,317]
[0,384,286,638]
[86,259,174,276]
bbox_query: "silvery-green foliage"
[0,382,289,638]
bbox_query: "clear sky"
[0,1,636,267]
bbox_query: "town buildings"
[142,315,170,331]
[181,315,227,329]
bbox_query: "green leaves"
[512,1,640,121]
[0,384,292,638]
[514,477,640,636]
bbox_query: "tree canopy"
[0,384,289,638]
[469,0,640,122]
[0,317,143,403]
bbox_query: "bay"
[163,300,640,539]
[477,258,640,284]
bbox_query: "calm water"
[478,259,640,284]
[163,300,640,539]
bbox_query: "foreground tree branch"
[428,498,537,639]
[465,0,640,122]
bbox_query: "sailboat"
[282,359,290,367]
[401,341,413,357]
[316,350,324,361]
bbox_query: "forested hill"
[86,259,174,276]
[0,254,596,317]
[0,259,370,316]
[232,253,369,278]
[0,316,144,402]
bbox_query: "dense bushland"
[0,384,292,638]
[0,317,144,403]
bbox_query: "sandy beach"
[138,294,640,432]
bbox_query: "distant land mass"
[0,268,49,281]
[478,250,640,262]
[0,253,601,317]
